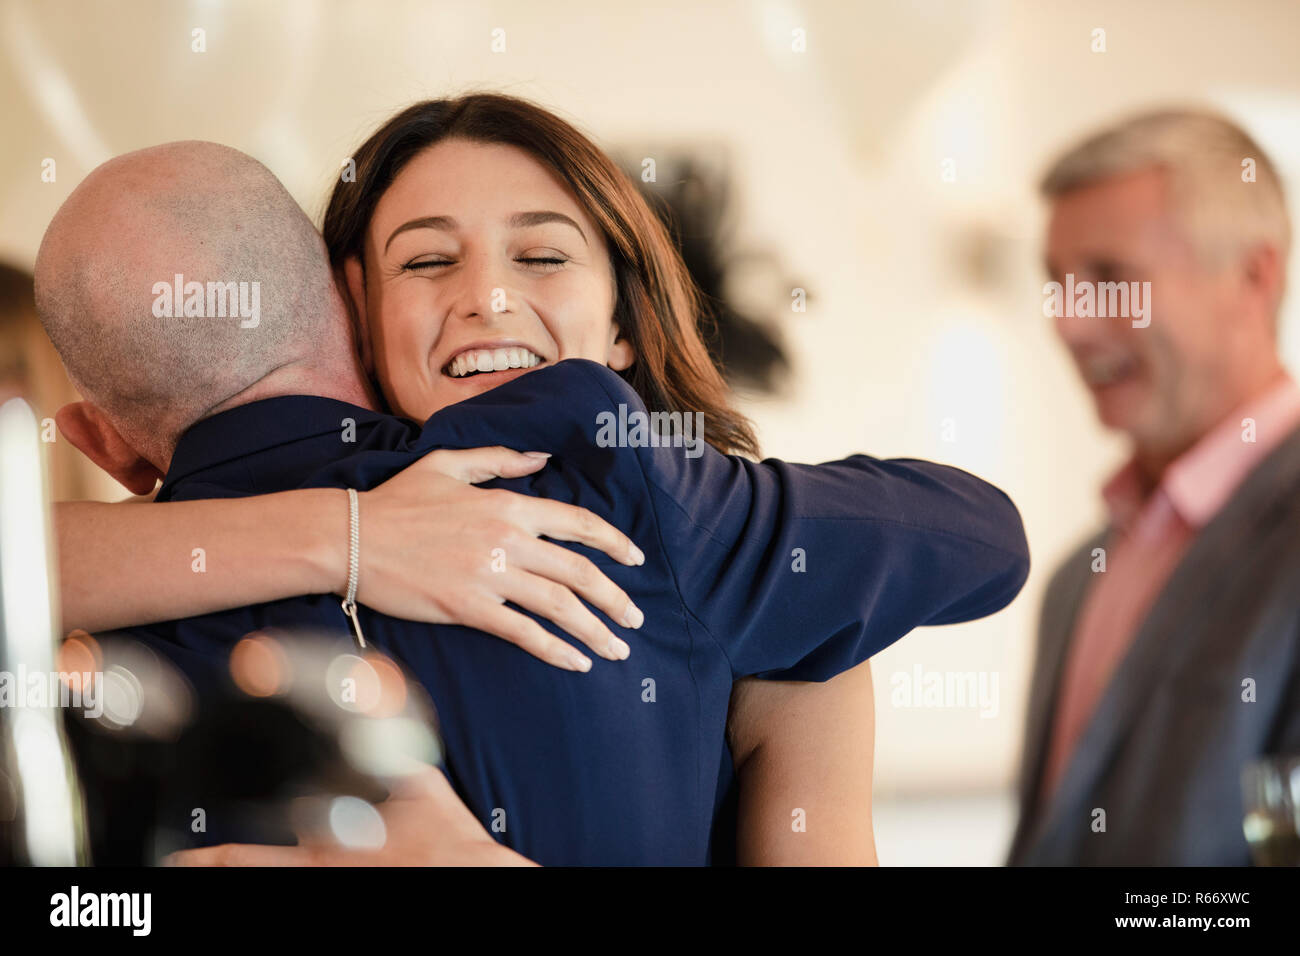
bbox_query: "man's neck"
[1131,364,1289,493]
[206,359,378,422]
[143,358,379,476]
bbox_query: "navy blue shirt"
[125,359,1029,864]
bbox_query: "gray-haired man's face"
[1044,166,1245,456]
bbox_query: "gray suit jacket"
[1008,425,1300,865]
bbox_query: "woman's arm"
[562,359,1030,682]
[728,659,877,865]
[56,490,342,633]
[57,446,645,670]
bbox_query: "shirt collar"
[1103,374,1300,532]
[159,395,393,495]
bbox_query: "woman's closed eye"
[401,253,571,273]
[517,254,569,271]
[401,257,453,271]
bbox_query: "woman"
[55,94,1028,864]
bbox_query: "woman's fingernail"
[569,650,592,672]
[622,603,644,629]
[524,451,552,459]
[609,637,631,660]
[628,544,645,566]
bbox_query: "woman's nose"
[449,255,513,321]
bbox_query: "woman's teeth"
[446,347,543,378]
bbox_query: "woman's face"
[349,138,633,421]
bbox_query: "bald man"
[38,142,370,486]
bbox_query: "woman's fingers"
[498,570,631,663]
[463,601,595,672]
[511,536,644,635]
[513,495,645,567]
[422,446,551,483]
[386,447,645,566]
[436,450,646,567]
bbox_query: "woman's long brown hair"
[321,93,759,457]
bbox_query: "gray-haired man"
[1011,108,1300,865]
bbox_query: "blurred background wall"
[3,0,1299,864]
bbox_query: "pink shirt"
[1039,375,1300,803]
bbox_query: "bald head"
[35,141,355,467]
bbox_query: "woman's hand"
[351,446,646,672]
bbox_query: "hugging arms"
[54,357,1027,865]
[55,448,885,864]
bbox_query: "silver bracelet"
[340,487,367,650]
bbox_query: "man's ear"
[56,402,162,496]
[341,257,375,377]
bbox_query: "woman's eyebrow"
[384,215,456,253]
[509,211,587,245]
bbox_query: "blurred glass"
[1241,755,1300,866]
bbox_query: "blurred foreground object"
[0,263,100,501]
[0,396,89,865]
[66,628,442,865]
[1242,755,1300,866]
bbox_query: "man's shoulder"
[160,394,417,500]
[430,360,642,423]
[420,360,650,460]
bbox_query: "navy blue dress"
[122,359,1029,864]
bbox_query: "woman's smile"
[438,339,551,394]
